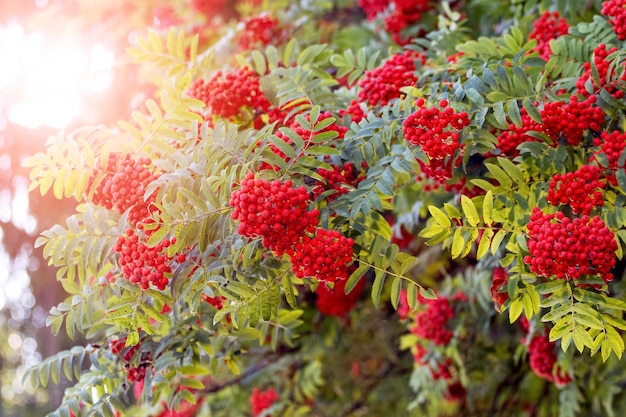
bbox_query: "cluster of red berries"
[413,345,466,402]
[250,388,279,416]
[546,165,605,214]
[495,109,537,157]
[237,14,284,50]
[527,333,571,386]
[358,0,389,20]
[340,99,367,124]
[403,98,471,161]
[591,129,626,185]
[415,158,469,193]
[540,95,605,146]
[411,294,455,346]
[188,67,271,120]
[529,11,569,60]
[576,44,626,99]
[496,95,603,154]
[114,228,174,290]
[202,294,226,310]
[90,153,158,226]
[524,208,617,282]
[109,336,150,383]
[312,162,361,202]
[229,173,319,255]
[291,228,355,283]
[490,267,509,309]
[358,50,424,107]
[315,276,365,317]
[383,0,431,45]
[155,400,199,417]
[602,0,626,40]
[189,0,225,18]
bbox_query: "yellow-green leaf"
[461,195,480,227]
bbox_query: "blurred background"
[0,1,145,414]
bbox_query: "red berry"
[229,173,319,255]
[250,388,279,416]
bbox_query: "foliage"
[20,0,626,416]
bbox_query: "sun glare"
[0,21,116,129]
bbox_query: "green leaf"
[522,97,542,124]
[407,282,418,310]
[451,228,465,259]
[485,163,512,188]
[345,263,369,294]
[390,276,402,310]
[465,87,484,107]
[428,205,451,228]
[491,229,508,254]
[487,91,509,102]
[461,195,480,227]
[371,268,385,308]
[477,228,494,260]
[492,101,508,129]
[505,99,522,128]
[282,274,297,308]
[509,298,523,323]
[497,157,524,184]
[483,190,493,225]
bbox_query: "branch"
[198,346,300,395]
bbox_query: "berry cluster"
[524,208,617,282]
[383,0,432,45]
[546,165,605,214]
[155,400,199,417]
[540,95,604,146]
[340,99,367,124]
[90,153,158,226]
[114,228,174,290]
[527,333,571,386]
[495,109,537,157]
[490,267,509,309]
[411,295,455,346]
[416,158,470,193]
[591,129,626,186]
[237,14,284,50]
[290,228,355,283]
[413,345,466,402]
[403,98,471,160]
[109,336,150,383]
[358,50,425,107]
[576,44,626,99]
[602,0,626,40]
[202,294,226,310]
[529,11,569,60]
[250,388,279,416]
[188,67,271,120]
[495,95,604,155]
[358,0,389,20]
[312,162,361,202]
[229,173,319,255]
[189,0,225,17]
[315,276,365,317]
